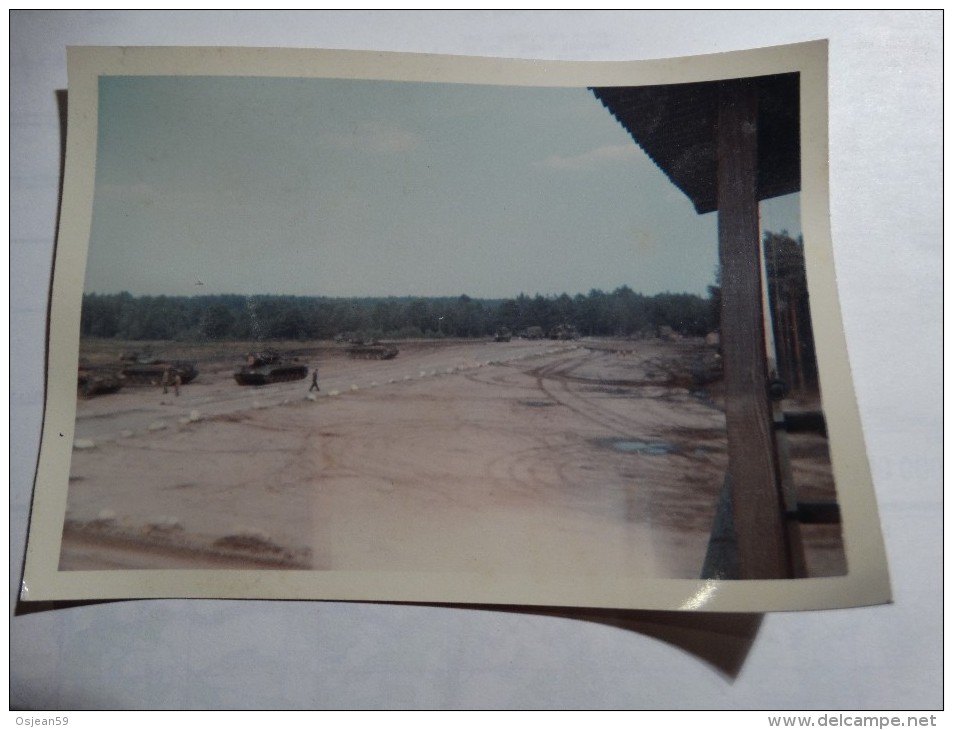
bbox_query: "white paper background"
[9,10,942,710]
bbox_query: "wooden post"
[716,79,792,579]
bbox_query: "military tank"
[234,350,309,385]
[118,353,198,386]
[77,367,124,398]
[346,341,399,360]
[548,324,579,341]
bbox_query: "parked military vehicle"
[549,324,579,341]
[346,341,399,360]
[118,353,198,386]
[234,350,309,386]
[77,367,123,398]
[521,326,545,340]
[493,327,512,342]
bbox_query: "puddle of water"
[604,439,675,455]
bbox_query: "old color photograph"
[23,44,889,610]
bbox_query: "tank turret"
[234,350,309,385]
[119,352,198,386]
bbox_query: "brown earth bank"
[62,336,845,580]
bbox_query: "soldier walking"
[162,367,182,396]
[309,368,320,392]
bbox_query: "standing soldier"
[162,367,182,396]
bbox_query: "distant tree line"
[79,287,719,343]
[81,228,812,346]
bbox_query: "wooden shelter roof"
[591,73,800,215]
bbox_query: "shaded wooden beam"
[716,79,792,579]
[773,403,809,578]
[701,474,739,580]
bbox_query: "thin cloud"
[536,144,639,170]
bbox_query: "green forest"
[80,286,718,343]
[80,232,810,349]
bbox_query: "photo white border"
[20,41,891,612]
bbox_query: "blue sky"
[84,75,800,299]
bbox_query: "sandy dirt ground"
[61,337,845,580]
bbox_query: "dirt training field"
[61,337,845,580]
